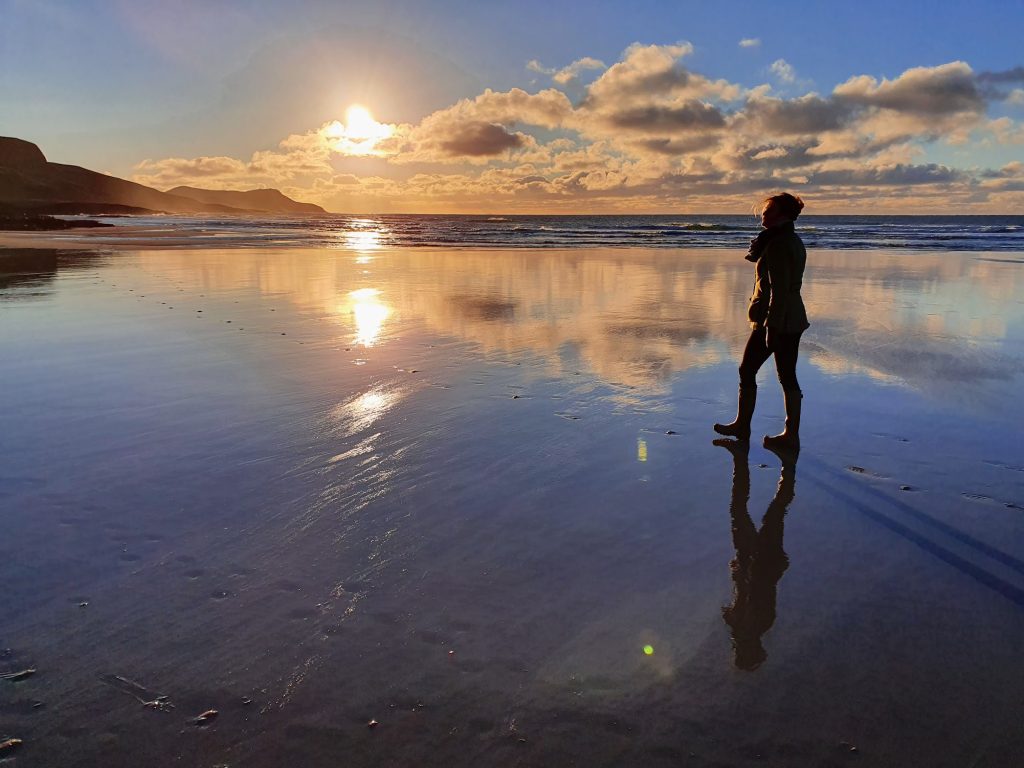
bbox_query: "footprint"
[871,432,910,443]
[210,589,231,600]
[962,492,994,503]
[982,460,1024,473]
[846,465,889,479]
[184,569,205,579]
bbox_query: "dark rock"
[0,136,324,215]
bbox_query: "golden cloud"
[130,50,1024,212]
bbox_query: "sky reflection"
[120,247,1024,404]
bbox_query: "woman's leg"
[739,328,773,389]
[772,331,802,393]
[764,331,803,449]
[715,328,772,439]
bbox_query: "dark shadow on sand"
[0,248,103,299]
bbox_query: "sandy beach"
[2,242,1023,767]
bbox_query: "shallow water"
[1,245,1023,767]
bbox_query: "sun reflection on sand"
[331,385,404,436]
[346,288,391,347]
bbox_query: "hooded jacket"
[746,221,810,333]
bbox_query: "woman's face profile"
[761,201,786,228]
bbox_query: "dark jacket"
[747,222,810,333]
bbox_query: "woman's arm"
[764,239,793,337]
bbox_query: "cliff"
[166,186,325,214]
[0,138,324,215]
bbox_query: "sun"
[323,105,394,155]
[344,106,380,140]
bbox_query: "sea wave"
[61,213,1024,251]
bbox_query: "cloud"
[552,56,607,85]
[131,48,1024,212]
[808,163,965,186]
[976,67,1024,84]
[379,87,572,163]
[135,156,249,182]
[605,102,726,132]
[631,135,722,156]
[743,94,854,135]
[583,42,711,107]
[770,59,796,84]
[833,61,983,115]
[529,56,607,86]
[420,87,573,131]
[439,122,525,156]
[739,38,760,49]
[988,117,1024,144]
[978,160,1024,193]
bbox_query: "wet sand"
[2,244,1023,767]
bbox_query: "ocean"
[59,213,1024,251]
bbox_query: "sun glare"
[323,105,394,156]
[347,288,391,347]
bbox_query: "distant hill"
[167,186,324,214]
[0,137,324,215]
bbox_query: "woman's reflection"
[714,438,798,670]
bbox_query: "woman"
[714,192,809,450]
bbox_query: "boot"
[763,389,801,452]
[714,385,756,441]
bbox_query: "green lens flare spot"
[643,644,654,656]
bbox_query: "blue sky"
[2,0,1022,212]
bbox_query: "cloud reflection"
[136,248,1024,400]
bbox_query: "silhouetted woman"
[715,193,809,450]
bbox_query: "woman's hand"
[765,327,775,351]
